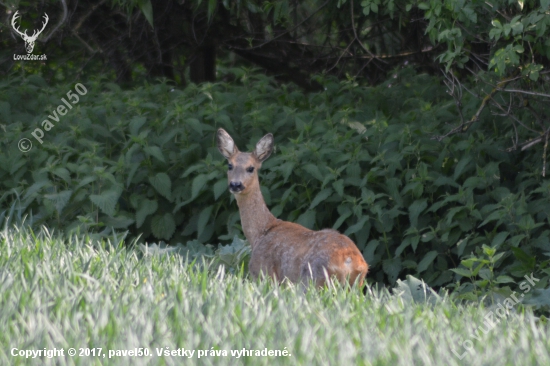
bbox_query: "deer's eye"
[246,166,255,173]
[228,164,233,171]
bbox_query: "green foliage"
[408,0,550,77]
[1,67,549,296]
[409,0,550,163]
[111,0,154,26]
[394,274,442,305]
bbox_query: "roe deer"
[216,128,368,287]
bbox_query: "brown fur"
[217,128,368,287]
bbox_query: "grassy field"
[1,225,549,366]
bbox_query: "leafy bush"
[1,67,549,299]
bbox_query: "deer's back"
[249,220,368,285]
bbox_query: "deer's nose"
[229,181,244,193]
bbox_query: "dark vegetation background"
[1,0,550,304]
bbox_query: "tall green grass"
[1,224,549,365]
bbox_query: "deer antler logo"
[11,11,49,54]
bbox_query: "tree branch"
[41,0,68,42]
[499,89,550,99]
[433,74,517,141]
[350,0,387,64]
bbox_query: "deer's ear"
[217,128,238,159]
[254,133,274,162]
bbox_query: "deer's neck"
[234,183,276,248]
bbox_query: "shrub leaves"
[149,173,172,201]
[151,213,176,241]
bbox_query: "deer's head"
[217,128,273,195]
[11,11,49,53]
